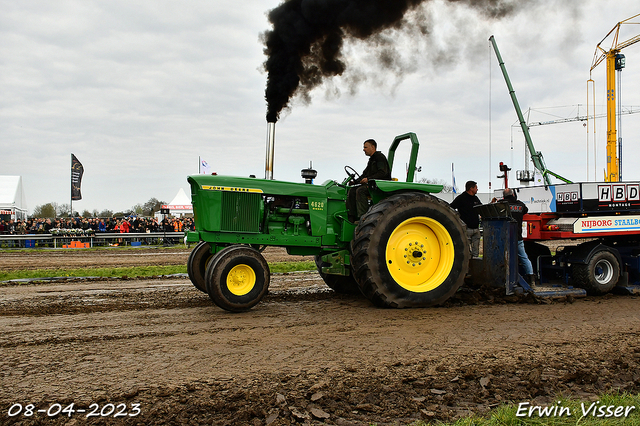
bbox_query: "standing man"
[450,180,483,258]
[347,139,391,223]
[502,188,535,288]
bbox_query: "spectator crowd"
[0,216,195,235]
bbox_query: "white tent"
[161,188,193,217]
[0,176,28,221]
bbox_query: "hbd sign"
[598,184,640,203]
[556,191,579,203]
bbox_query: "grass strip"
[0,265,187,281]
[0,245,191,254]
[0,260,317,282]
[270,260,316,274]
[410,392,640,426]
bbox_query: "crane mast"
[590,13,640,182]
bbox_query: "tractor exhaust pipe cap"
[301,161,317,184]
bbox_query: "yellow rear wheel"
[350,193,469,308]
[385,217,455,293]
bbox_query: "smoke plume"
[262,0,520,122]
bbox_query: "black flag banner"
[71,154,84,201]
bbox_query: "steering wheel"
[344,165,361,184]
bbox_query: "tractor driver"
[347,139,391,223]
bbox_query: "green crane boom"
[489,35,572,186]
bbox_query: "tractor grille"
[221,192,261,233]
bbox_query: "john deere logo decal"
[202,185,263,194]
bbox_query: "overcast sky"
[2,1,639,214]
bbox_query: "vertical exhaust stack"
[265,122,276,180]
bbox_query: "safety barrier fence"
[0,232,186,249]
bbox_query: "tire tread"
[351,192,469,308]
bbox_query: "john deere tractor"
[186,133,469,311]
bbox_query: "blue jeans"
[517,240,534,275]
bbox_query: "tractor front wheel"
[187,241,215,293]
[205,245,270,312]
[351,193,469,308]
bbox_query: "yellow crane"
[589,13,640,182]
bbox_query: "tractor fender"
[368,180,443,205]
[369,179,443,194]
[564,241,622,268]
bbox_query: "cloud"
[0,0,638,214]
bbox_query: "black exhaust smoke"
[263,0,518,122]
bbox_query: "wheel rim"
[385,216,455,292]
[594,259,614,285]
[226,264,256,296]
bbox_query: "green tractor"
[186,133,469,311]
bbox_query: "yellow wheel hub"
[385,216,455,292]
[226,264,256,296]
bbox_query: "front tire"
[205,245,270,312]
[351,193,469,308]
[571,249,619,295]
[187,241,215,293]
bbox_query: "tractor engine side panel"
[188,175,352,250]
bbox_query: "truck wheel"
[205,245,270,312]
[571,249,619,295]
[314,256,361,295]
[187,241,215,293]
[351,193,469,308]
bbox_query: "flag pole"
[70,154,73,217]
[70,154,84,217]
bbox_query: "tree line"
[31,198,166,219]
[30,180,453,219]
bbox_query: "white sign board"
[573,215,640,233]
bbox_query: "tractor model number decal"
[310,201,325,211]
[201,185,264,193]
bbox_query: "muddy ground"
[1,247,640,425]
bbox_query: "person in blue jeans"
[502,188,535,288]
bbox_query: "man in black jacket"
[450,181,482,257]
[347,139,391,223]
[503,188,535,287]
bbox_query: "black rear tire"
[571,249,619,295]
[351,193,469,308]
[205,245,270,312]
[314,255,361,295]
[187,241,215,293]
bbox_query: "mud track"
[1,247,640,425]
